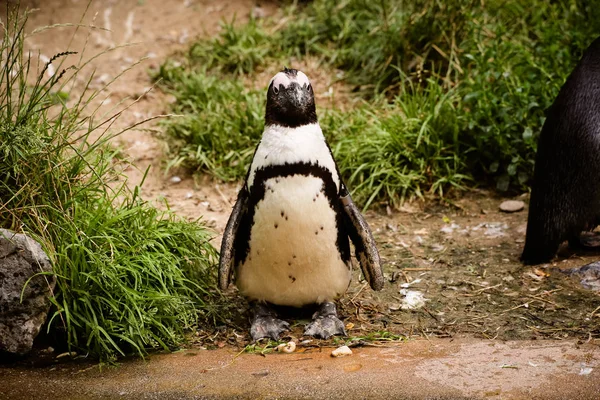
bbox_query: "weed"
[242,339,284,354]
[337,330,408,346]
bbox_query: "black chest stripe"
[234,162,351,266]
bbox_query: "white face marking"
[269,70,311,91]
[296,71,310,88]
[269,72,291,89]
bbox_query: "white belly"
[236,175,351,307]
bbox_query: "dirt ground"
[4,0,600,397]
[2,338,600,400]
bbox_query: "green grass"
[158,65,264,181]
[0,8,218,360]
[336,330,408,346]
[156,0,600,206]
[326,78,469,207]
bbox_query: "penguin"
[219,68,384,341]
[521,36,600,265]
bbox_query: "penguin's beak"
[287,82,310,109]
[294,83,309,105]
[274,82,312,115]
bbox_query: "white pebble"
[331,345,352,357]
[169,176,182,184]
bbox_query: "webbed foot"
[304,302,346,339]
[250,303,290,341]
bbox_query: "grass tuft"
[156,0,600,204]
[158,66,264,181]
[0,6,218,360]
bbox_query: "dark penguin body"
[522,37,600,264]
[219,68,383,339]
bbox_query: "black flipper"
[339,185,384,291]
[218,186,248,290]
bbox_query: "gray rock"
[499,200,525,213]
[0,229,55,355]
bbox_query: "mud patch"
[415,341,599,398]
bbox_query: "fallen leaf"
[533,268,549,277]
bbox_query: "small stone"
[277,341,296,353]
[331,345,352,357]
[499,200,525,213]
[169,176,182,184]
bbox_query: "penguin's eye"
[307,84,312,92]
[273,85,279,94]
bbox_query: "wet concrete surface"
[2,338,599,399]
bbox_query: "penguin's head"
[265,67,317,128]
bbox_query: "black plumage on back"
[522,36,600,264]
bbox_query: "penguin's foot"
[250,303,290,341]
[579,232,600,248]
[304,302,347,339]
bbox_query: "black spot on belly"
[233,162,352,267]
[288,261,292,266]
[315,230,318,235]
[289,275,296,283]
[274,223,278,229]
[320,226,324,230]
[293,254,297,259]
[281,210,284,217]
